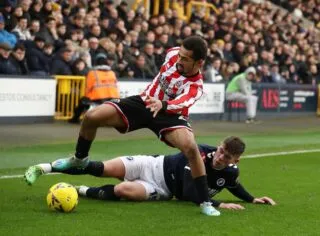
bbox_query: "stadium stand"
[0,0,318,85]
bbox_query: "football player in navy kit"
[25,136,275,212]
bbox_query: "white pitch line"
[1,149,320,180]
[243,149,320,159]
[0,172,60,179]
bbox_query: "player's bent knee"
[114,182,146,200]
[114,184,125,197]
[83,104,114,123]
[177,135,197,157]
[83,107,99,122]
[114,183,135,198]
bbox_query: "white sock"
[79,186,89,196]
[37,163,52,174]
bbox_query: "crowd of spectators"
[0,0,319,85]
[270,0,320,29]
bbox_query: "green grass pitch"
[0,129,320,235]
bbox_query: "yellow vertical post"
[153,0,160,15]
[164,0,170,14]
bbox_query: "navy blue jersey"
[163,144,253,206]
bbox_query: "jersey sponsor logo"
[216,178,225,187]
[159,74,177,98]
[126,156,134,161]
[208,188,219,197]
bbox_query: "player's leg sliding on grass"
[25,136,276,215]
[25,155,218,216]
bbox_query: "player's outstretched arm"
[253,196,276,205]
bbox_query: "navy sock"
[85,161,104,177]
[86,185,120,201]
[194,175,210,203]
[53,161,104,177]
[75,136,92,159]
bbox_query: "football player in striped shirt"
[35,36,216,215]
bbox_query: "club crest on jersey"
[159,74,169,91]
[176,81,183,87]
[159,74,177,98]
[216,178,225,186]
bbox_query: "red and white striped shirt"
[141,47,203,117]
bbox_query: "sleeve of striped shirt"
[166,82,203,112]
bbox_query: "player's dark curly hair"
[223,136,246,157]
[182,36,208,61]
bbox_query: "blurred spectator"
[68,55,120,124]
[12,16,32,41]
[114,42,129,77]
[226,67,258,124]
[204,57,224,82]
[26,36,49,75]
[270,62,286,84]
[128,54,154,79]
[72,58,89,76]
[5,5,22,31]
[88,37,100,65]
[1,1,14,31]
[223,42,234,62]
[37,17,59,46]
[43,42,54,65]
[0,14,16,48]
[57,23,67,40]
[20,0,32,23]
[116,1,129,21]
[296,63,312,84]
[259,64,273,83]
[50,47,73,75]
[9,43,29,75]
[142,43,158,76]
[154,41,165,69]
[29,0,42,23]
[309,64,319,85]
[0,42,16,74]
[232,41,246,64]
[86,24,103,39]
[29,19,40,40]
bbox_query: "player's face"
[176,46,202,77]
[212,145,239,170]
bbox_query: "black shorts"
[105,95,192,144]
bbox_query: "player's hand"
[219,203,245,210]
[145,95,163,118]
[253,196,276,205]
